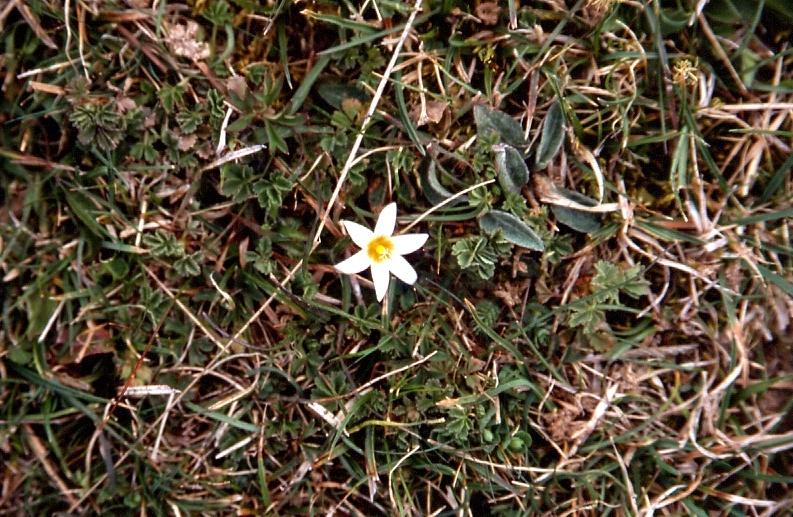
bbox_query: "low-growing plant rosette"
[334,203,428,302]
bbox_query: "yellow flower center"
[367,235,394,263]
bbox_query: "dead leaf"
[165,21,210,61]
[475,2,501,26]
[412,100,448,127]
[178,134,197,151]
[116,96,137,114]
[227,75,248,100]
[427,100,447,123]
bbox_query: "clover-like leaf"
[143,230,184,258]
[174,252,202,277]
[451,235,511,280]
[176,109,203,134]
[69,103,124,152]
[591,261,650,303]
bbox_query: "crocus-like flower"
[335,203,428,302]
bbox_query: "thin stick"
[151,391,175,462]
[77,1,90,80]
[400,179,494,234]
[388,445,421,510]
[704,102,793,111]
[24,425,79,507]
[38,299,65,344]
[201,144,266,171]
[347,351,438,397]
[697,14,746,94]
[64,0,73,70]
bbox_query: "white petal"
[335,250,371,275]
[371,261,390,302]
[374,202,397,237]
[341,220,374,249]
[391,233,428,255]
[388,255,418,285]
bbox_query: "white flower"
[334,203,429,302]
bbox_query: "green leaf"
[494,144,529,194]
[591,262,623,304]
[755,264,793,298]
[621,265,651,298]
[254,173,294,218]
[69,103,124,152]
[550,188,601,233]
[451,235,511,280]
[659,7,691,34]
[8,346,32,365]
[159,83,184,113]
[174,252,202,277]
[591,261,650,304]
[395,73,426,154]
[317,11,434,55]
[473,104,527,149]
[264,120,289,154]
[184,401,260,433]
[420,160,465,206]
[535,100,565,169]
[130,139,157,163]
[220,164,254,201]
[207,88,226,121]
[176,109,203,134]
[143,230,183,258]
[316,82,368,110]
[761,153,793,202]
[288,54,331,115]
[226,113,256,133]
[669,126,689,216]
[202,0,233,25]
[479,210,544,251]
[452,235,489,269]
[569,302,605,332]
[65,192,108,238]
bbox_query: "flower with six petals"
[334,203,428,302]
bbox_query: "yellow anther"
[367,236,394,263]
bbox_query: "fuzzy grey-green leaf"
[421,160,466,206]
[494,144,530,194]
[474,104,527,149]
[535,100,565,169]
[550,188,601,233]
[479,210,544,251]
